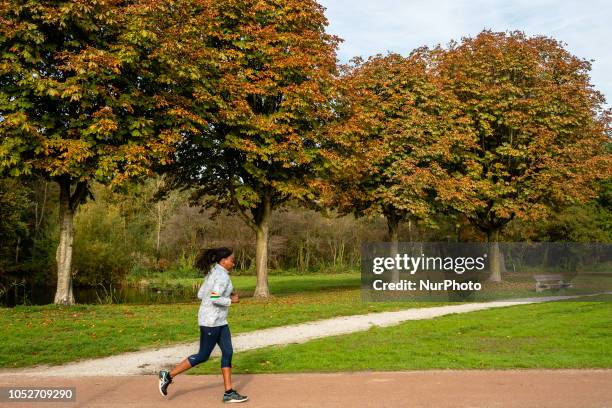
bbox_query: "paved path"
[1,292,607,377]
[1,370,611,407]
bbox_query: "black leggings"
[187,325,233,368]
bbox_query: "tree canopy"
[434,31,611,233]
[163,0,340,297]
[0,0,200,303]
[318,51,476,241]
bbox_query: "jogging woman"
[158,247,248,403]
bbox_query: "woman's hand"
[230,292,240,304]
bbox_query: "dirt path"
[1,370,611,407]
[1,292,606,377]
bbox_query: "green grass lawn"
[127,268,362,296]
[215,273,362,296]
[3,271,609,370]
[120,272,363,302]
[0,273,448,368]
[189,294,612,374]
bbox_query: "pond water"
[0,283,201,307]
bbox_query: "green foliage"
[173,250,199,277]
[543,204,610,242]
[72,202,132,286]
[25,211,58,283]
[0,178,31,274]
[69,179,186,285]
[0,0,188,184]
[0,177,59,283]
[505,178,612,242]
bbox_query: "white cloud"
[319,0,612,107]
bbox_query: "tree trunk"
[54,179,75,305]
[386,214,400,283]
[15,236,20,263]
[253,194,271,298]
[35,181,48,238]
[409,218,414,241]
[156,202,162,260]
[540,244,550,272]
[155,176,163,260]
[486,228,502,282]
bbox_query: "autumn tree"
[318,52,475,253]
[0,0,197,303]
[434,30,612,281]
[164,0,339,297]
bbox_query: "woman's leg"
[169,358,192,377]
[222,367,232,392]
[217,325,234,392]
[171,326,219,377]
[218,326,248,402]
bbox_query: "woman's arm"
[210,273,232,307]
[197,281,207,300]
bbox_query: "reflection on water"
[0,282,201,307]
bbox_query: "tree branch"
[228,182,257,231]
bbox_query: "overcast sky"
[318,0,611,107]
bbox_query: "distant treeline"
[1,176,610,286]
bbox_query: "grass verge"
[189,294,612,373]
[0,273,446,368]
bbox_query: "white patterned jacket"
[197,263,233,327]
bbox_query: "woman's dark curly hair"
[195,247,233,273]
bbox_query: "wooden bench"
[533,274,573,292]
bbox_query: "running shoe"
[158,370,173,397]
[223,389,249,403]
